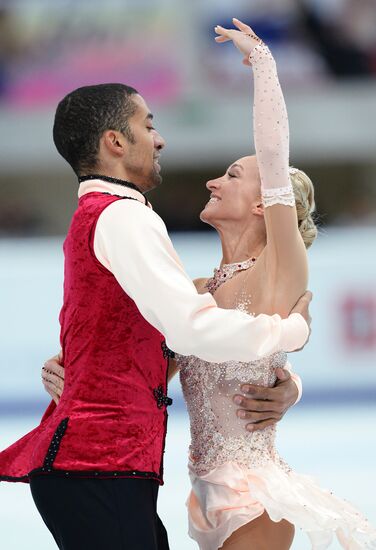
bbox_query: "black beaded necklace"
[78,174,148,205]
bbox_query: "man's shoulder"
[95,194,168,238]
[98,195,162,221]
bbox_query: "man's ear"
[101,130,127,158]
[252,201,264,217]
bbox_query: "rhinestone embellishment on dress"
[178,351,290,476]
[205,257,257,294]
[177,260,291,476]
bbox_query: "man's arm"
[94,199,310,363]
[41,355,302,428]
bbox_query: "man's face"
[124,94,165,192]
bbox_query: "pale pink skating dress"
[177,347,376,550]
[175,41,376,550]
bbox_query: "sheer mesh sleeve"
[249,44,295,208]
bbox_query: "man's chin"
[143,171,162,193]
[153,171,162,186]
[151,173,162,190]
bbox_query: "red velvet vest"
[0,192,171,484]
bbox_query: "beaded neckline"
[205,257,257,294]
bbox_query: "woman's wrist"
[248,43,275,67]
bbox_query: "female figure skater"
[169,18,376,550]
[43,18,376,550]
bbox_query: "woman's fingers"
[45,382,60,405]
[215,35,231,43]
[214,25,231,38]
[42,366,64,396]
[232,17,251,33]
[43,359,65,380]
[214,22,260,58]
[214,24,228,33]
[43,380,61,404]
[42,375,62,397]
[215,25,241,39]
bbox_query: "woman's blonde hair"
[289,167,318,249]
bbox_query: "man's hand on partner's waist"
[233,368,298,432]
[42,351,65,405]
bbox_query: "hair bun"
[289,168,318,249]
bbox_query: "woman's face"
[200,155,262,228]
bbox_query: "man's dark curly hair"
[53,83,139,175]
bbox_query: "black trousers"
[30,475,170,550]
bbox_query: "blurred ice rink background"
[0,0,375,548]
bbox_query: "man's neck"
[77,177,149,206]
[78,174,143,194]
[85,165,148,193]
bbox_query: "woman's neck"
[216,222,266,266]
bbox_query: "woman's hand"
[215,17,263,66]
[42,351,65,405]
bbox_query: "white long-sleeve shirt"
[78,179,304,400]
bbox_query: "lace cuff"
[262,185,295,208]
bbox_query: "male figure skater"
[0,84,311,550]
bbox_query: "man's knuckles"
[241,386,269,399]
[238,411,280,422]
[247,418,277,431]
[239,399,274,412]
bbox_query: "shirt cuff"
[280,313,309,352]
[290,372,303,404]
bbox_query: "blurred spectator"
[0,0,376,108]
[332,193,376,226]
[0,201,43,236]
[0,7,20,98]
[297,0,374,77]
[0,0,375,237]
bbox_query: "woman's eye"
[227,173,235,178]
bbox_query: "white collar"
[78,178,149,206]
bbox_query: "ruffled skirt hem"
[187,461,376,550]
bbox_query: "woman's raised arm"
[215,19,308,315]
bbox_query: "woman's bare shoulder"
[193,278,209,294]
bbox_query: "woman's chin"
[200,207,217,227]
[200,207,210,223]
